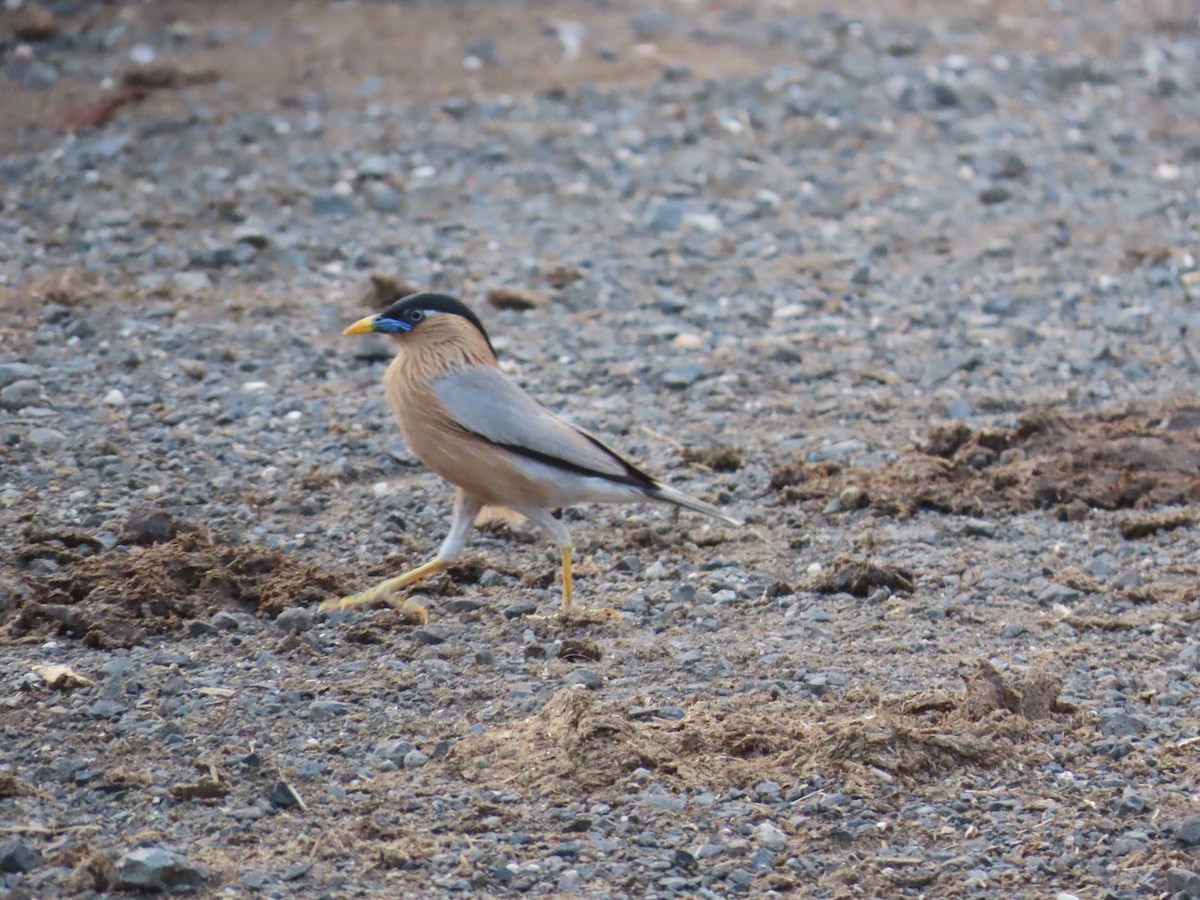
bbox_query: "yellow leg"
[561,543,574,610]
[318,558,445,622]
[529,542,619,625]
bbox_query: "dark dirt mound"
[772,404,1200,519]
[4,531,351,648]
[444,661,1067,799]
[805,559,915,597]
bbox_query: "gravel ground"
[1,0,1199,897]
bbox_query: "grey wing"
[431,366,657,489]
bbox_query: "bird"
[320,292,740,622]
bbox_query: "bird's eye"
[407,309,425,323]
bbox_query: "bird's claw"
[318,589,429,624]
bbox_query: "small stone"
[363,182,402,213]
[444,598,484,613]
[210,611,241,631]
[563,669,601,689]
[357,154,392,178]
[25,427,66,452]
[0,380,41,410]
[308,699,355,721]
[412,626,449,645]
[947,398,973,419]
[753,821,788,851]
[241,869,271,889]
[103,388,127,407]
[403,749,429,769]
[1167,868,1200,897]
[979,150,1027,180]
[311,192,357,217]
[979,185,1011,205]
[1175,817,1200,847]
[117,847,208,892]
[173,272,210,294]
[89,699,125,718]
[273,607,313,633]
[800,606,831,622]
[268,781,303,809]
[1098,711,1145,737]
[0,839,42,874]
[642,793,686,812]
[0,363,40,388]
[504,600,539,619]
[374,738,415,762]
[661,364,706,389]
[642,197,685,233]
[232,223,270,249]
[672,848,697,870]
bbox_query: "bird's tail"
[645,483,743,526]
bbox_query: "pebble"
[0,380,41,410]
[563,669,601,689]
[24,426,66,452]
[1167,869,1200,897]
[0,840,42,874]
[308,699,355,721]
[1098,711,1146,737]
[404,749,429,769]
[274,607,314,633]
[1174,817,1200,848]
[117,848,208,892]
[103,388,126,407]
[753,821,788,851]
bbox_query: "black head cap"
[379,292,496,358]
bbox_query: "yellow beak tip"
[342,316,377,336]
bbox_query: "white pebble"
[103,389,125,406]
[806,562,823,574]
[284,410,303,421]
[261,466,280,482]
[1156,163,1181,182]
[373,481,392,497]
[129,43,157,65]
[242,381,268,392]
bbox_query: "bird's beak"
[343,315,379,336]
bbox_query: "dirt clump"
[682,445,744,472]
[5,530,350,648]
[806,559,915,597]
[486,286,544,311]
[1117,508,1197,540]
[773,404,1200,519]
[362,273,423,310]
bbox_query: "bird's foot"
[318,560,447,622]
[318,586,429,624]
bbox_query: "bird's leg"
[519,508,619,624]
[561,543,574,609]
[320,491,483,621]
